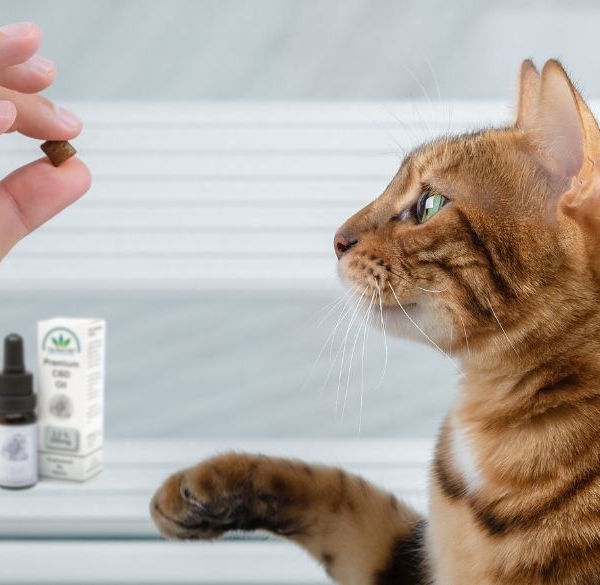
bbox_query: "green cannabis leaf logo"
[51,334,71,349]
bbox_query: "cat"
[150,59,600,585]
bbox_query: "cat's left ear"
[517,60,600,217]
[515,59,541,128]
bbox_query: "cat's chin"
[377,301,452,350]
[379,302,422,339]
[337,271,451,348]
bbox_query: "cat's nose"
[334,232,357,259]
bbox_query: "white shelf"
[0,541,330,585]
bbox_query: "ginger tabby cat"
[151,60,600,585]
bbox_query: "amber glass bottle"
[0,334,37,489]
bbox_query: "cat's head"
[335,60,600,362]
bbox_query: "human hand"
[0,22,91,260]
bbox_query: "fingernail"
[0,22,33,38]
[0,100,16,119]
[55,105,81,129]
[28,54,55,75]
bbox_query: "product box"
[37,318,105,481]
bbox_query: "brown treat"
[40,140,77,167]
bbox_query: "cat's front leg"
[151,452,427,585]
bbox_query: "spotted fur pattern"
[152,60,600,585]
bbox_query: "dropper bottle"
[0,334,38,489]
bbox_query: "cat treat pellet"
[40,140,76,167]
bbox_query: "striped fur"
[152,60,600,584]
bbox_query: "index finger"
[0,87,82,140]
[0,22,42,69]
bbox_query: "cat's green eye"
[416,190,447,224]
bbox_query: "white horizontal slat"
[4,465,427,497]
[0,257,337,284]
[77,179,387,203]
[103,438,435,465]
[1,153,399,178]
[12,232,333,255]
[67,100,511,126]
[1,127,436,153]
[35,205,346,230]
[0,541,330,585]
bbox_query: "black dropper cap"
[0,334,35,414]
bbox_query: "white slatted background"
[0,102,511,289]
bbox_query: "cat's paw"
[150,452,299,540]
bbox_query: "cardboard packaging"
[37,318,105,481]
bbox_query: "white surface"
[1,541,330,585]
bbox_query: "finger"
[0,157,91,259]
[0,55,56,93]
[0,100,17,133]
[0,22,41,69]
[0,87,82,140]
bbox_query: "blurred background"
[0,0,597,441]
[3,0,600,101]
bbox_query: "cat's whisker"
[430,73,456,187]
[372,282,388,393]
[329,288,362,364]
[310,290,364,400]
[403,64,432,106]
[440,97,454,166]
[298,291,357,392]
[385,266,448,294]
[342,289,376,422]
[425,38,453,144]
[319,332,346,400]
[358,289,373,436]
[312,292,345,323]
[375,101,427,156]
[425,58,442,105]
[458,312,471,357]
[359,104,407,158]
[388,282,462,374]
[316,288,355,329]
[300,291,357,394]
[417,283,449,294]
[402,65,436,142]
[335,288,368,414]
[486,298,519,356]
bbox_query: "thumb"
[0,156,91,259]
[0,100,17,133]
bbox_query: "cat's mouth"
[339,268,419,310]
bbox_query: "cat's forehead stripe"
[412,136,468,175]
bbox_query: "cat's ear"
[517,60,589,185]
[516,60,600,227]
[515,59,541,128]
